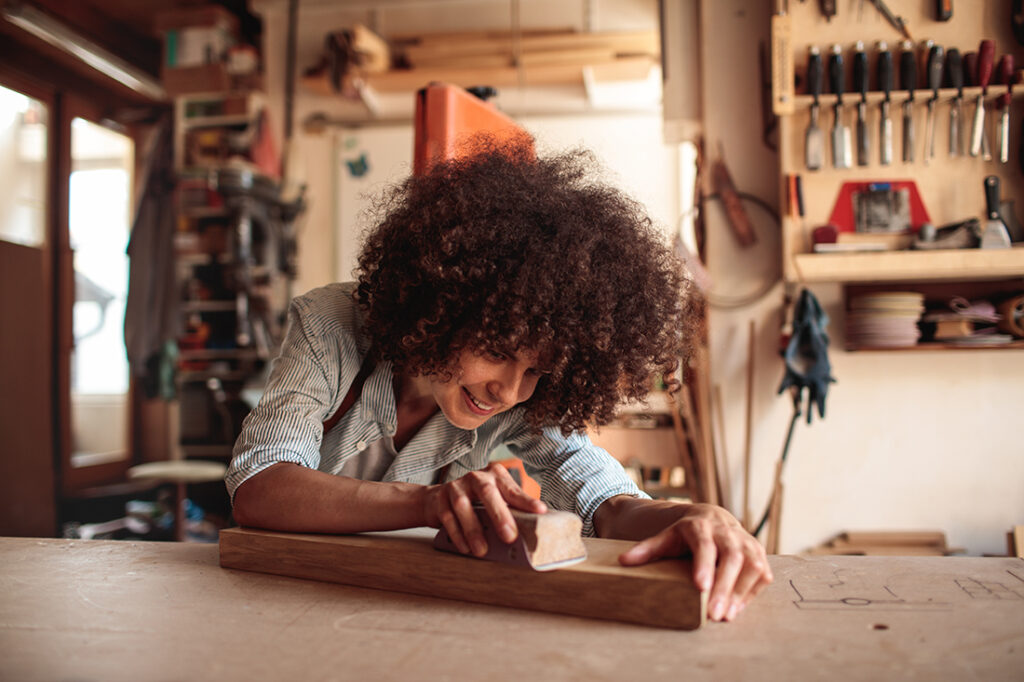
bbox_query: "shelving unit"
[169,87,304,461]
[772,2,1024,351]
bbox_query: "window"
[68,117,134,467]
[0,84,48,247]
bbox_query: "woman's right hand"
[421,462,547,557]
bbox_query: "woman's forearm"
[231,462,429,534]
[593,494,694,540]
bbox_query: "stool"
[128,461,227,541]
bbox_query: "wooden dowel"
[743,320,755,531]
[712,384,733,514]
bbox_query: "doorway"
[67,117,134,469]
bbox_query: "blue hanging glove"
[777,288,836,423]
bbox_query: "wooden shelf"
[790,247,1024,283]
[301,55,656,95]
[846,340,1024,352]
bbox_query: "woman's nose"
[489,364,532,405]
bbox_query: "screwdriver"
[805,46,825,171]
[924,43,944,164]
[877,41,894,165]
[963,52,991,160]
[854,41,870,166]
[996,54,1015,163]
[829,44,851,168]
[946,48,963,156]
[970,40,995,159]
[900,40,917,163]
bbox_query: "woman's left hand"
[613,502,773,622]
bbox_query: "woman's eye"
[486,350,506,361]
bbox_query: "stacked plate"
[846,291,924,348]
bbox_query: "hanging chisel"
[829,44,851,168]
[805,46,825,171]
[996,54,1015,163]
[853,41,870,166]
[946,48,963,156]
[964,51,992,159]
[877,41,894,165]
[924,43,944,164]
[970,40,995,158]
[900,40,917,163]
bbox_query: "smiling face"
[427,347,547,430]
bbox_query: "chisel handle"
[946,48,963,94]
[854,42,868,101]
[984,175,1000,220]
[807,46,823,103]
[997,54,1015,108]
[927,45,944,98]
[900,40,917,99]
[877,41,893,100]
[964,51,977,87]
[977,40,995,92]
[829,44,844,101]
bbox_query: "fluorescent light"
[2,0,167,101]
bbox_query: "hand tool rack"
[771,2,1024,289]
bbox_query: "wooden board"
[219,526,706,630]
[2,538,1023,681]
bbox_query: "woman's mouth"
[462,387,495,415]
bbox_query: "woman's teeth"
[466,390,493,411]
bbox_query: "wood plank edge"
[219,528,705,630]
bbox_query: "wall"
[701,0,1024,556]
[254,0,1024,556]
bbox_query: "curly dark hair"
[355,132,699,435]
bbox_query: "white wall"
[254,0,1024,556]
[332,112,680,281]
[700,0,1024,557]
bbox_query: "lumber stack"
[807,531,962,556]
[392,28,659,70]
[303,27,660,95]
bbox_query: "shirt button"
[356,440,367,451]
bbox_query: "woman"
[227,134,771,622]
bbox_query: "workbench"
[1,536,1021,681]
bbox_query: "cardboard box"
[162,63,231,96]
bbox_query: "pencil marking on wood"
[789,570,951,611]
[955,578,1024,601]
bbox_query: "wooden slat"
[401,30,659,66]
[302,56,657,94]
[219,526,706,630]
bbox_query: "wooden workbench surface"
[1,537,1021,681]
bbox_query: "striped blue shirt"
[225,282,646,536]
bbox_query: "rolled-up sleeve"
[505,424,649,537]
[224,293,356,502]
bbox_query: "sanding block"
[433,505,587,571]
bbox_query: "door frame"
[0,65,58,534]
[57,93,136,493]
